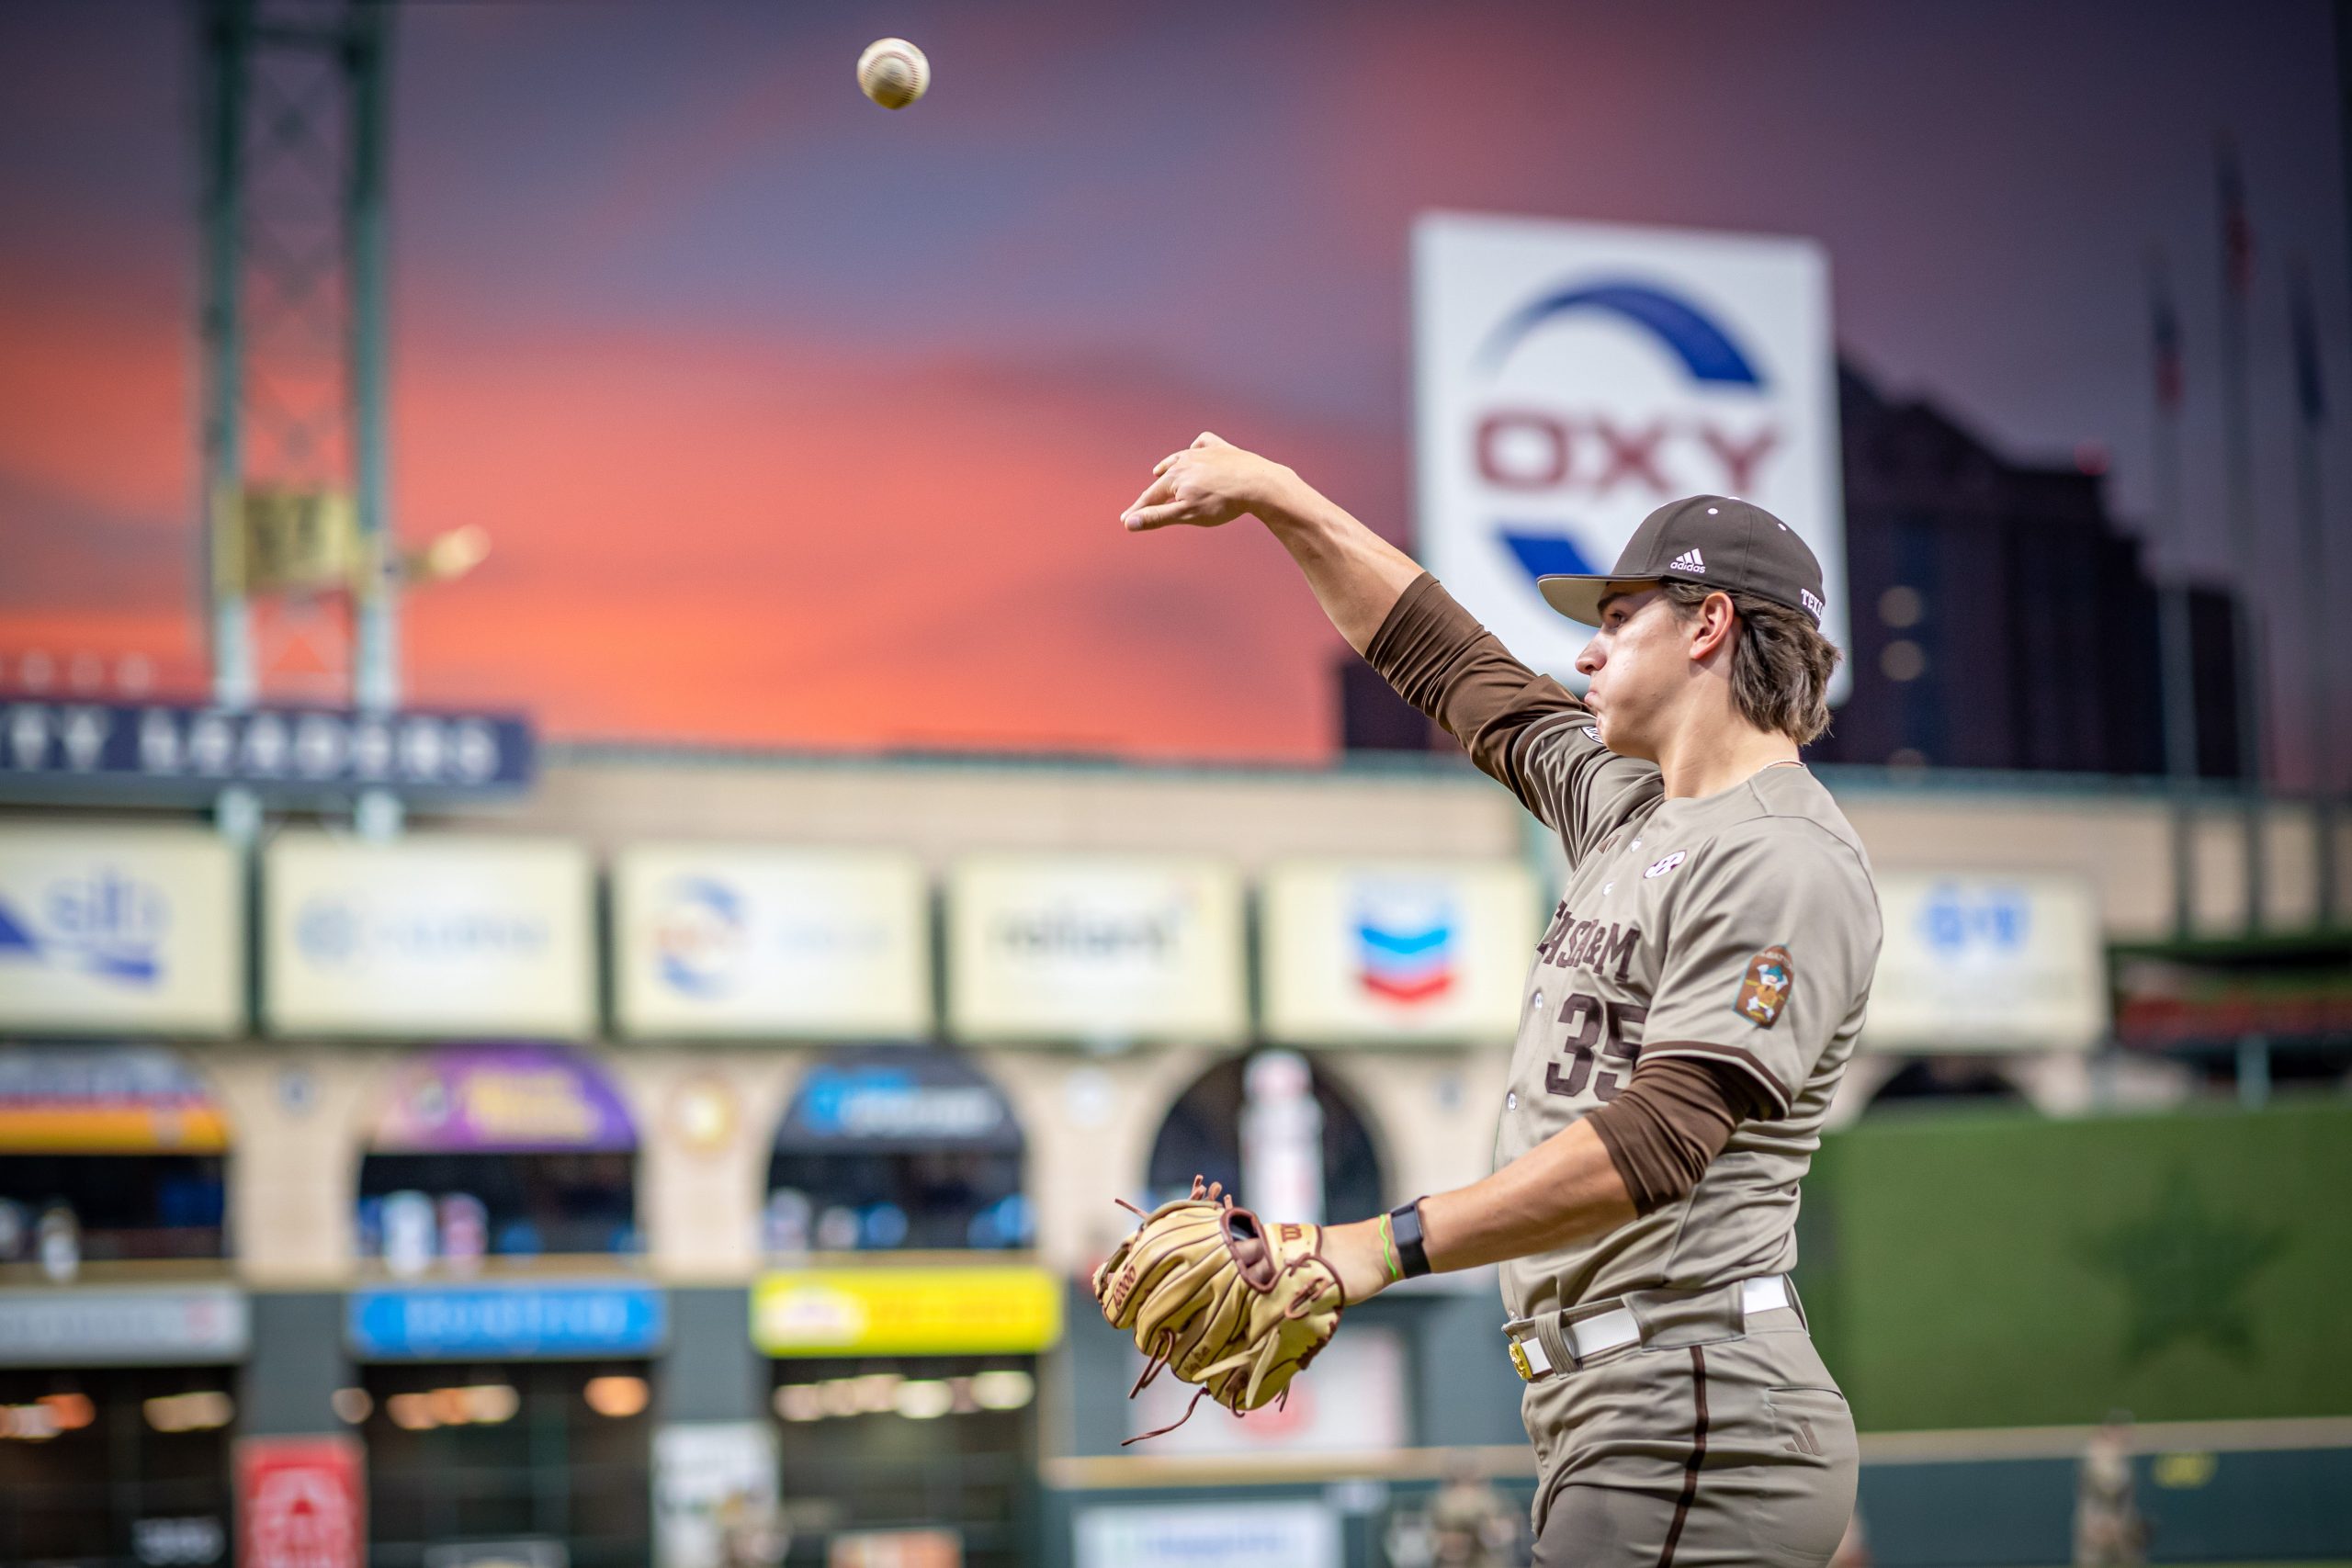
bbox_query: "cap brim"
[1536,575,1660,627]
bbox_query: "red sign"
[237,1435,365,1568]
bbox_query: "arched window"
[355,1043,639,1269]
[1147,1050,1386,1224]
[765,1045,1026,1255]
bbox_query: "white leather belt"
[1507,1274,1790,1382]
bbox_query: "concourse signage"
[0,828,245,1035]
[1260,858,1541,1045]
[263,832,595,1039]
[1866,872,2109,1052]
[752,1265,1061,1357]
[946,854,1247,1045]
[0,697,534,803]
[613,845,931,1039]
[347,1280,667,1360]
[0,1285,251,1365]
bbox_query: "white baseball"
[856,38,930,110]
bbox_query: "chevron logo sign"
[1352,890,1459,1008]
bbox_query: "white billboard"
[1866,873,2109,1053]
[0,828,244,1034]
[1413,212,1848,697]
[1261,859,1538,1045]
[1076,1502,1340,1568]
[263,833,594,1039]
[614,846,930,1040]
[946,854,1245,1045]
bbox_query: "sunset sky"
[2,1,2345,771]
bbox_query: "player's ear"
[1689,591,1737,660]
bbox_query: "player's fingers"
[1126,471,1177,516]
[1152,450,1186,478]
[1124,501,1194,532]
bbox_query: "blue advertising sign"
[0,699,534,803]
[347,1281,665,1360]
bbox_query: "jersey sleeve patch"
[1736,946,1794,1028]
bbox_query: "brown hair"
[1659,581,1842,744]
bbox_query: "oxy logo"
[1644,851,1689,880]
[1467,279,1780,590]
[0,864,169,988]
[1351,885,1458,1007]
[652,876,747,998]
[1918,883,2030,957]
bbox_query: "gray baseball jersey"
[1496,716,1882,1326]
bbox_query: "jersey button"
[1531,989,1544,1014]
[1506,1091,1519,1111]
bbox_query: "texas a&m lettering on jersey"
[1532,898,1641,981]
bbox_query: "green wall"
[1796,1097,2352,1432]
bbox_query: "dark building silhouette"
[1340,361,2249,778]
[1815,363,2245,776]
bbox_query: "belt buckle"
[1508,1338,1536,1383]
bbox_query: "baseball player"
[1104,434,1879,1566]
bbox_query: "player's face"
[1574,585,1682,757]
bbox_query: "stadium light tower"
[198,0,401,838]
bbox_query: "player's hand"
[1122,433,1297,533]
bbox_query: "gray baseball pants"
[1516,1287,1859,1567]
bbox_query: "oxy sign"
[1413,212,1848,696]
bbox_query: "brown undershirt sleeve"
[1363,572,1587,815]
[1586,1056,1775,1215]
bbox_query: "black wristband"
[1387,1198,1432,1279]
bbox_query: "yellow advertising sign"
[752,1265,1063,1358]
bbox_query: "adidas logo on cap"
[1669,548,1706,574]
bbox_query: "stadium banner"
[0,1285,249,1365]
[1864,872,2108,1052]
[346,1280,667,1359]
[262,832,594,1039]
[0,827,243,1034]
[1260,858,1540,1045]
[0,1043,231,1152]
[613,845,930,1040]
[1074,1501,1340,1568]
[945,854,1246,1045]
[0,697,533,805]
[1412,212,1849,700]
[368,1043,636,1153]
[751,1264,1062,1357]
[236,1434,365,1568]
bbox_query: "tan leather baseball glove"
[1091,1176,1347,1441]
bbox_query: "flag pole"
[2289,259,2338,925]
[2216,134,2267,932]
[2149,250,2199,939]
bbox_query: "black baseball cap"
[1536,495,1828,628]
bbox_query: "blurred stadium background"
[1,3,2348,1566]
